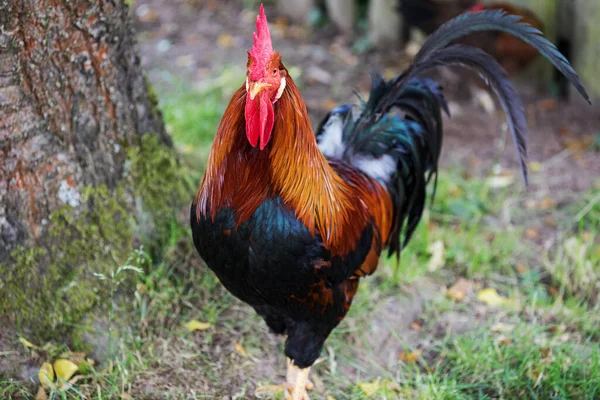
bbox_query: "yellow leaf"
[326,396,336,400]
[19,337,38,349]
[185,320,211,332]
[477,288,507,306]
[35,386,48,400]
[38,363,54,389]
[427,240,445,271]
[53,359,78,381]
[234,342,247,357]
[358,380,381,396]
[528,161,543,173]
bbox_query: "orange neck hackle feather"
[195,71,392,257]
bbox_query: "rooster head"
[245,4,287,150]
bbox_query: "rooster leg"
[254,358,313,399]
[285,359,313,400]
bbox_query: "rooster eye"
[273,68,278,75]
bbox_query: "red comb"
[248,4,274,81]
[467,3,486,13]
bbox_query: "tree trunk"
[0,0,178,340]
[0,0,168,258]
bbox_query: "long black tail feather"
[335,10,589,257]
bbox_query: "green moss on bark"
[0,186,130,337]
[0,133,189,339]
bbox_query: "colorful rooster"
[191,5,588,399]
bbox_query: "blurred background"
[1,0,599,398]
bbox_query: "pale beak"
[248,81,270,100]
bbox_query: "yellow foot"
[255,382,312,400]
[284,359,312,400]
[255,358,313,400]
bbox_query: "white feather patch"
[351,154,396,183]
[317,114,345,159]
[274,77,286,102]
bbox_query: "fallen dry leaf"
[358,380,381,396]
[528,161,543,173]
[524,227,540,239]
[398,348,422,364]
[19,337,38,349]
[447,278,473,302]
[185,320,211,332]
[38,362,54,389]
[497,335,514,346]
[326,396,336,400]
[53,359,78,381]
[491,322,515,333]
[477,288,508,306]
[234,342,247,357]
[529,367,543,387]
[409,320,422,331]
[538,197,555,209]
[516,264,528,274]
[427,240,446,271]
[35,386,48,400]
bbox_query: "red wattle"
[245,91,274,149]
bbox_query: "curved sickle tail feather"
[318,10,589,259]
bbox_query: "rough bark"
[0,0,168,261]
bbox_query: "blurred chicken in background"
[398,0,545,75]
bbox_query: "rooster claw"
[255,381,313,400]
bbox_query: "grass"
[2,74,599,400]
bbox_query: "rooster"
[398,0,545,75]
[191,5,588,399]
